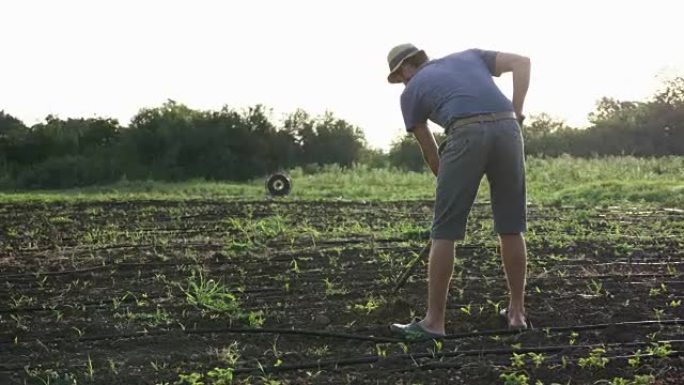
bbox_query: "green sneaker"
[389,319,445,340]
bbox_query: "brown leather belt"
[446,111,517,134]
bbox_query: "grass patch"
[1,156,682,207]
[549,180,684,207]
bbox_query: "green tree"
[288,110,367,167]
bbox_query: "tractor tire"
[266,173,292,197]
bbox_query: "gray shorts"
[431,118,527,240]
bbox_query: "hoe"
[392,239,431,294]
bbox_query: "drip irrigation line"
[441,319,684,340]
[2,240,421,278]
[10,217,682,257]
[8,236,433,257]
[2,255,681,285]
[0,261,204,279]
[410,350,684,372]
[0,297,193,315]
[248,271,684,288]
[3,348,682,377]
[2,318,681,348]
[474,273,683,283]
[390,256,684,295]
[1,326,402,347]
[11,241,225,255]
[3,250,679,280]
[2,262,684,314]
[229,340,684,375]
[585,261,684,267]
[4,199,680,213]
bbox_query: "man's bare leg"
[499,233,527,327]
[418,239,455,335]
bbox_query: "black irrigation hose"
[3,251,682,284]
[2,240,422,278]
[8,235,427,255]
[8,241,227,255]
[0,293,197,314]
[3,252,681,280]
[409,350,684,372]
[0,259,683,284]
[2,343,682,376]
[585,261,684,267]
[441,319,684,340]
[8,211,681,252]
[5,226,682,259]
[4,273,684,314]
[3,318,682,348]
[229,340,684,375]
[2,326,402,347]
[0,261,205,279]
[2,198,678,211]
[10,230,683,260]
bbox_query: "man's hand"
[411,123,439,176]
[494,52,531,124]
[517,113,525,127]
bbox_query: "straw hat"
[386,43,427,84]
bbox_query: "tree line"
[1,78,682,188]
[0,102,367,189]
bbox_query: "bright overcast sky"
[2,0,683,150]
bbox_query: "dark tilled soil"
[0,200,682,384]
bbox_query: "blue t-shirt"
[400,48,514,132]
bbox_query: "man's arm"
[494,52,531,123]
[412,123,439,177]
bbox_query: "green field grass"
[1,156,682,207]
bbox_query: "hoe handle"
[392,239,431,294]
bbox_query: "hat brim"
[387,49,425,84]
